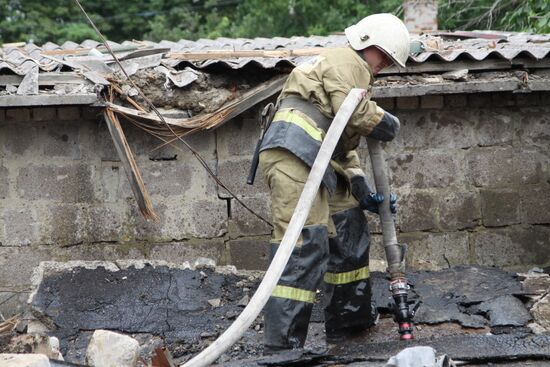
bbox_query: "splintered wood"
[167,47,325,60]
[104,110,158,221]
[0,315,19,335]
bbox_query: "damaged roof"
[1,30,550,107]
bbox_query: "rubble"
[531,294,550,330]
[0,260,539,365]
[86,330,139,367]
[0,353,51,367]
[126,68,277,116]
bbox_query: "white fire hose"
[182,89,367,367]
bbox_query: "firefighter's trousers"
[259,148,376,351]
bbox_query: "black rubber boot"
[263,225,329,353]
[324,207,378,341]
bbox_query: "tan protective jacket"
[278,46,384,179]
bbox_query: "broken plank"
[41,45,139,56]
[380,58,513,75]
[167,48,326,61]
[373,78,524,98]
[104,110,158,221]
[0,94,98,107]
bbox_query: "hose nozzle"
[389,278,420,340]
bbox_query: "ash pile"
[1,261,550,366]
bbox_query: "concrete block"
[480,189,521,227]
[89,121,120,161]
[517,108,550,149]
[17,164,94,203]
[0,246,50,288]
[398,190,437,232]
[42,123,81,159]
[183,160,218,198]
[521,185,550,224]
[531,293,550,330]
[6,108,31,121]
[228,237,271,270]
[217,158,268,198]
[229,195,272,238]
[46,204,89,246]
[130,203,173,242]
[99,163,124,202]
[88,205,131,243]
[477,110,514,146]
[124,125,216,161]
[216,115,261,157]
[472,226,550,267]
[86,330,139,367]
[438,190,481,230]
[32,107,57,121]
[50,243,146,262]
[445,94,468,108]
[81,106,102,120]
[0,123,38,155]
[420,95,444,109]
[0,165,8,199]
[468,93,492,108]
[396,96,419,110]
[365,211,382,234]
[0,291,30,319]
[368,234,387,262]
[140,160,192,197]
[393,111,432,149]
[57,106,80,120]
[186,199,228,238]
[492,92,516,107]
[132,199,227,241]
[148,240,225,265]
[0,354,51,367]
[515,92,540,107]
[402,231,470,270]
[1,207,41,246]
[375,97,395,111]
[429,109,477,149]
[467,147,543,187]
[390,151,465,189]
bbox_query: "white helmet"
[345,13,410,68]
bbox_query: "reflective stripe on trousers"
[271,285,316,303]
[324,265,370,285]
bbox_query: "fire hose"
[367,138,419,340]
[182,89,415,366]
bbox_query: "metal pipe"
[182,89,367,367]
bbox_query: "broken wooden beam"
[167,48,326,61]
[103,109,158,221]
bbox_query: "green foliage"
[0,0,547,45]
[438,0,550,33]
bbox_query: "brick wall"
[0,91,549,315]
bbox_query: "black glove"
[351,175,397,214]
[368,110,400,141]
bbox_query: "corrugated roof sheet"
[1,31,550,76]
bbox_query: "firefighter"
[258,14,410,352]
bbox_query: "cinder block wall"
[1,91,549,315]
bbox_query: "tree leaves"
[0,0,547,45]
